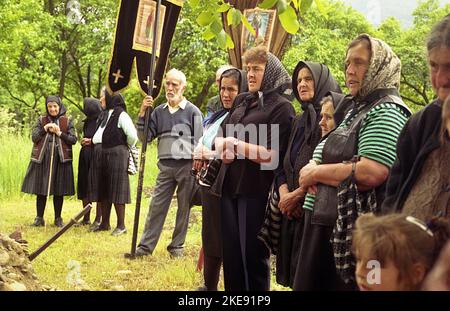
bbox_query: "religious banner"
[241,8,276,56]
[222,0,290,69]
[132,0,166,55]
[107,0,183,96]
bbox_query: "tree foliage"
[0,0,117,131]
[377,0,449,110]
[281,1,374,91]
[0,0,448,132]
[168,3,228,110]
[190,0,324,48]
[0,0,59,125]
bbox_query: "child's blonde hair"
[352,213,450,289]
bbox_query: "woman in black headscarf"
[89,89,138,236]
[215,46,295,291]
[77,97,102,226]
[318,91,348,137]
[193,68,247,291]
[275,62,343,288]
[22,96,77,227]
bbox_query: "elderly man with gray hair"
[135,68,203,258]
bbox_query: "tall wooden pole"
[126,0,162,258]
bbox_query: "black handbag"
[198,158,222,188]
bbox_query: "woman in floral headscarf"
[294,34,412,290]
[22,96,77,227]
[215,45,295,291]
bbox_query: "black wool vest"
[102,107,127,149]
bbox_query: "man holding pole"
[135,68,203,258]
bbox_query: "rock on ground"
[0,233,52,291]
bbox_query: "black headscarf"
[292,61,341,144]
[105,91,126,111]
[45,95,67,121]
[206,68,248,126]
[99,91,126,127]
[324,91,351,127]
[243,52,293,112]
[260,52,292,97]
[82,97,102,138]
[83,98,102,121]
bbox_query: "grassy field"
[0,133,288,291]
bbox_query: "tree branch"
[63,95,83,112]
[69,49,87,98]
[401,75,423,96]
[401,95,425,107]
[3,85,32,107]
[421,79,430,104]
[97,67,104,98]
[401,74,428,105]
[193,76,215,108]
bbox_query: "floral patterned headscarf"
[350,34,401,100]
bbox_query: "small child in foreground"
[352,213,450,291]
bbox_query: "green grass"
[0,133,289,291]
[0,131,160,200]
[0,134,32,198]
[0,197,204,290]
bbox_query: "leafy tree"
[190,0,324,48]
[44,0,117,111]
[282,0,374,91]
[0,0,60,126]
[168,2,228,111]
[378,0,449,110]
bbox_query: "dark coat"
[382,100,443,213]
[221,90,295,196]
[22,109,77,196]
[276,61,343,288]
[77,98,102,200]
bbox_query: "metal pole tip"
[124,252,136,259]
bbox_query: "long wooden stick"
[126,0,162,259]
[29,204,93,261]
[44,133,56,229]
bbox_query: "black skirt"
[77,145,93,200]
[292,210,354,291]
[200,187,222,258]
[276,214,304,288]
[88,144,131,204]
[21,140,74,196]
